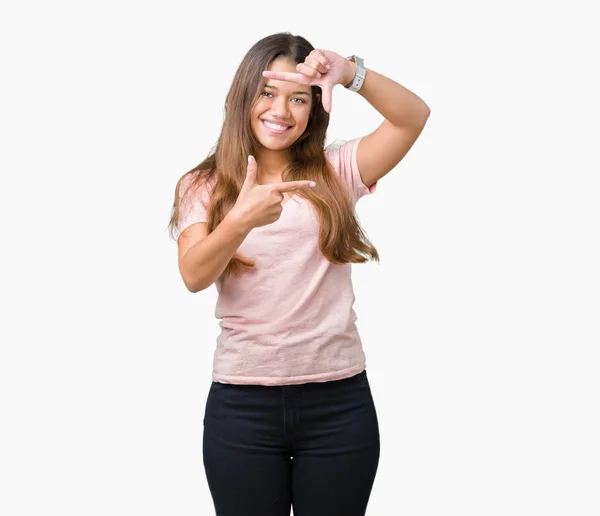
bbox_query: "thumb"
[243,155,258,187]
[321,83,333,114]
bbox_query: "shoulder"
[178,169,216,200]
[176,170,216,238]
[324,137,363,173]
[323,137,376,205]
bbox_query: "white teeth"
[263,121,289,131]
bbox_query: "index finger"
[271,180,316,193]
[262,70,312,84]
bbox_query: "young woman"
[169,32,430,516]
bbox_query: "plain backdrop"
[1,0,599,515]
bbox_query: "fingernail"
[326,64,331,69]
[316,72,321,78]
[310,181,316,187]
[248,155,252,163]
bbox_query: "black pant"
[202,370,380,516]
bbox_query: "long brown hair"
[168,32,379,276]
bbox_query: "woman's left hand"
[261,49,355,114]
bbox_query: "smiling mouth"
[261,120,292,134]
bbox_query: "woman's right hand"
[230,155,316,229]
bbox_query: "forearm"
[343,62,431,128]
[180,212,252,293]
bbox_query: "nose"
[270,95,290,120]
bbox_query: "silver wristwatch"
[344,55,366,92]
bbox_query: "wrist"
[225,208,254,235]
[342,59,357,87]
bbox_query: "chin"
[253,126,302,150]
[258,139,297,151]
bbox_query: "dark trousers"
[202,370,380,516]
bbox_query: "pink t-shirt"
[177,137,377,386]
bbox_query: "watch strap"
[344,55,366,92]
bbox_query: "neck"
[256,147,292,184]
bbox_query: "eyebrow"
[264,84,311,97]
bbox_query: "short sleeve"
[176,172,213,239]
[325,137,377,206]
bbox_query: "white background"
[1,0,599,514]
